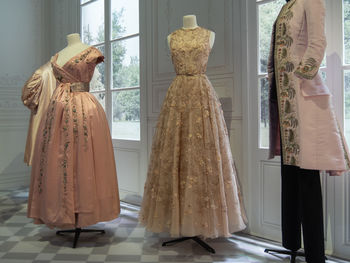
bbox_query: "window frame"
[79,0,141,142]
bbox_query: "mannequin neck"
[183,15,198,29]
[66,33,82,46]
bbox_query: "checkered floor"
[0,188,348,263]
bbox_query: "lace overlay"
[139,27,247,238]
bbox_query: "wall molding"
[260,161,281,231]
[114,147,141,198]
[346,174,350,245]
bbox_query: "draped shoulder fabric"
[22,62,56,166]
[27,46,120,229]
[268,0,350,172]
[139,27,247,238]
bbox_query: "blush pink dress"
[139,27,247,238]
[27,46,120,229]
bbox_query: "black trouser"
[281,163,325,263]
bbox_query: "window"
[344,0,350,143]
[80,0,140,141]
[257,0,285,148]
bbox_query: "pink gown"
[27,46,120,229]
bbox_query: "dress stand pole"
[162,236,215,253]
[56,228,105,248]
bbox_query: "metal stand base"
[264,248,328,263]
[162,236,215,253]
[56,228,105,248]
[264,249,304,263]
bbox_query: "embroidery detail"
[81,101,88,151]
[62,89,70,195]
[295,58,318,80]
[38,99,56,193]
[274,0,300,166]
[72,96,78,143]
[75,48,92,64]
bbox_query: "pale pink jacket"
[268,0,350,171]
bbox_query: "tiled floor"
[0,188,348,263]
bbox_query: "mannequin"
[146,14,248,254]
[262,0,349,262]
[167,15,215,49]
[56,33,90,67]
[41,33,118,248]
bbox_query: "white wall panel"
[346,175,350,245]
[48,0,80,55]
[152,0,233,82]
[115,148,142,205]
[260,162,281,229]
[0,0,51,190]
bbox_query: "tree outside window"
[81,0,140,140]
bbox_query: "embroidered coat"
[268,0,350,171]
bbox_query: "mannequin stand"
[264,248,327,263]
[56,228,105,248]
[264,248,305,263]
[162,236,215,253]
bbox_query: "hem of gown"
[138,220,247,239]
[30,209,121,230]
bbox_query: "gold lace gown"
[139,27,247,238]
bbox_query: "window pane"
[320,70,327,83]
[344,0,350,64]
[111,0,139,40]
[320,55,326,68]
[112,36,140,89]
[112,90,140,140]
[90,45,105,92]
[259,77,270,148]
[92,92,106,111]
[344,70,350,143]
[258,0,285,73]
[81,0,104,45]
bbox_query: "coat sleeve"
[21,71,43,113]
[294,0,326,80]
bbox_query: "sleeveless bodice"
[51,46,104,84]
[170,27,211,76]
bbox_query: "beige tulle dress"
[139,27,247,238]
[27,46,120,229]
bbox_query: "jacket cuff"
[294,58,319,80]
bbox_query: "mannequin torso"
[56,33,90,67]
[167,15,215,49]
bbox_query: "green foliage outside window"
[83,8,140,123]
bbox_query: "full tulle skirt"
[139,75,247,238]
